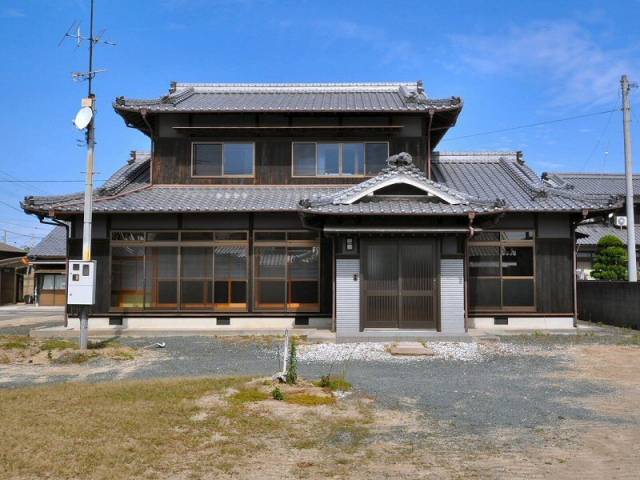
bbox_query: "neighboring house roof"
[22,151,620,218]
[543,172,640,199]
[577,223,640,246]
[28,226,67,259]
[114,81,462,114]
[0,242,25,254]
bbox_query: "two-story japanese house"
[22,82,620,337]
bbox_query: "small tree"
[591,235,628,280]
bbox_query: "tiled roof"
[22,151,621,217]
[577,223,640,246]
[544,172,640,198]
[301,152,501,215]
[114,82,462,114]
[432,152,617,212]
[0,242,25,254]
[28,226,67,259]
[23,151,151,213]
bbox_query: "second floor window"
[192,142,254,177]
[292,142,389,177]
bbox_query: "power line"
[2,229,45,239]
[441,108,619,142]
[0,179,106,183]
[1,220,50,230]
[0,199,23,213]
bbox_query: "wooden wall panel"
[152,134,427,185]
[535,238,574,313]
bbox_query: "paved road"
[0,305,65,335]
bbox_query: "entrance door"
[361,238,438,330]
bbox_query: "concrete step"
[389,341,435,356]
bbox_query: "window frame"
[191,142,255,178]
[109,230,249,312]
[253,230,321,313]
[467,230,536,312]
[290,141,390,178]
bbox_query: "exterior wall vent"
[216,316,231,326]
[494,316,508,326]
[295,316,309,326]
[109,317,123,326]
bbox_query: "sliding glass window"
[292,142,388,177]
[254,231,320,312]
[468,231,535,311]
[110,231,248,312]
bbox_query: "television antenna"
[59,0,116,350]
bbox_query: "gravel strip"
[297,341,543,363]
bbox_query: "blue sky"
[1,0,639,247]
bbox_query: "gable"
[344,176,464,205]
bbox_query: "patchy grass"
[51,351,98,365]
[229,388,270,404]
[285,393,336,406]
[39,339,77,351]
[0,377,250,479]
[0,336,30,350]
[315,375,352,391]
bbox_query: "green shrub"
[591,235,628,280]
[271,387,284,401]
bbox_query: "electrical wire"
[0,199,23,213]
[441,108,619,142]
[2,229,45,239]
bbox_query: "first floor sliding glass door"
[110,230,318,313]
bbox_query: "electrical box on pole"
[67,260,96,305]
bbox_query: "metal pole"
[621,74,637,282]
[79,0,96,349]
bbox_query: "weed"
[109,350,136,361]
[286,337,298,385]
[271,387,284,401]
[39,339,77,351]
[229,388,269,404]
[315,375,352,391]
[88,338,122,350]
[52,351,97,365]
[285,393,335,406]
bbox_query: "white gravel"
[297,341,531,363]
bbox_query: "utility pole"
[621,74,638,282]
[78,0,97,350]
[61,0,114,349]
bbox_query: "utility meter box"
[67,260,96,305]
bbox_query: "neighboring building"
[28,225,68,306]
[543,172,640,279]
[22,82,620,334]
[0,242,26,305]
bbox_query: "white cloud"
[1,7,25,18]
[303,19,424,70]
[449,20,638,109]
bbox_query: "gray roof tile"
[544,172,640,198]
[28,226,67,259]
[577,223,640,246]
[114,82,462,114]
[22,151,620,217]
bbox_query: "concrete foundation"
[470,316,575,330]
[65,316,332,331]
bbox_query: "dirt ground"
[0,341,638,479]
